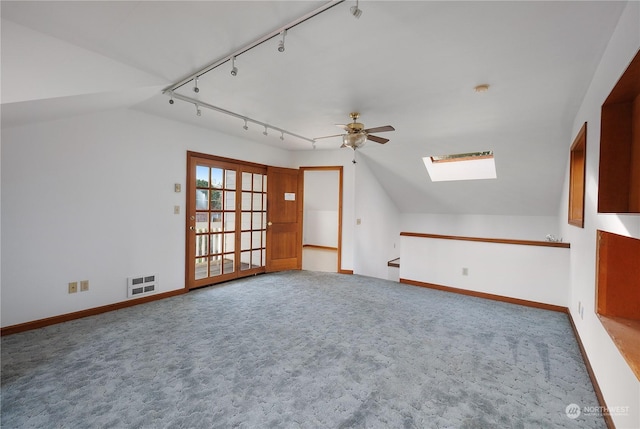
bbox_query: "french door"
[186,153,267,289]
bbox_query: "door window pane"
[224,191,235,210]
[211,168,223,189]
[252,231,262,248]
[252,213,263,230]
[223,254,235,274]
[241,212,251,230]
[210,233,223,254]
[242,172,252,191]
[224,212,236,231]
[209,255,222,277]
[242,192,252,210]
[225,170,236,190]
[224,233,235,252]
[241,231,251,251]
[253,174,263,192]
[196,166,209,187]
[210,190,222,210]
[253,193,262,210]
[195,234,208,257]
[196,189,209,210]
[240,251,251,270]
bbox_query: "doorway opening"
[301,167,343,273]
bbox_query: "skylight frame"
[423,150,497,182]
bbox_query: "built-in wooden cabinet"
[598,49,640,214]
[596,230,640,380]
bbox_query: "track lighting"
[195,104,201,117]
[193,76,199,93]
[230,56,238,76]
[169,93,174,104]
[350,0,362,18]
[280,132,285,141]
[243,119,249,130]
[263,126,268,136]
[278,30,287,53]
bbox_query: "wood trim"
[568,122,587,228]
[303,244,338,251]
[186,150,267,170]
[400,232,570,248]
[387,258,400,268]
[1,289,187,336]
[568,313,616,429]
[338,269,354,275]
[300,166,344,273]
[399,278,567,313]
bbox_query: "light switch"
[174,183,181,193]
[174,205,180,214]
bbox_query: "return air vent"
[127,274,158,298]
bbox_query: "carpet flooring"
[1,271,605,428]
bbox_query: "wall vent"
[127,274,158,298]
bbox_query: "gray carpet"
[1,271,605,428]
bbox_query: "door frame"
[185,151,268,289]
[300,166,344,273]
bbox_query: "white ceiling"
[1,1,628,215]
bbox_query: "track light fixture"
[278,30,287,53]
[243,119,249,130]
[350,0,362,18]
[169,93,174,104]
[263,126,268,136]
[280,132,285,141]
[230,56,238,76]
[195,103,202,117]
[193,76,200,93]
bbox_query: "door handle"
[267,222,273,226]
[189,226,195,230]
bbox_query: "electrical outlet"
[462,267,469,276]
[80,280,89,292]
[174,205,180,214]
[68,282,78,294]
[356,218,362,225]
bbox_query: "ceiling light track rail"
[170,92,315,144]
[163,0,345,94]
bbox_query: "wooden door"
[186,152,267,289]
[266,166,302,272]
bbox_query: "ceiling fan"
[314,112,395,157]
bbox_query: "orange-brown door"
[186,152,267,289]
[266,166,302,272]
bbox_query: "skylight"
[423,151,496,182]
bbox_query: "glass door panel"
[187,154,267,288]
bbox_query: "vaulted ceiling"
[1,1,628,215]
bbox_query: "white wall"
[353,156,400,279]
[401,213,560,241]
[1,108,293,327]
[400,236,569,306]
[558,2,640,428]
[303,170,339,248]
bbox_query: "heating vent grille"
[127,274,158,298]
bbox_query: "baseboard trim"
[399,278,567,313]
[1,288,188,336]
[339,269,354,275]
[567,313,616,429]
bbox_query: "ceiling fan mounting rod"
[163,0,345,94]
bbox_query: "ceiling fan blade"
[367,134,389,144]
[313,134,344,140]
[363,125,395,134]
[336,124,350,131]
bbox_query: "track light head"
[168,93,174,104]
[230,56,238,76]
[280,132,285,141]
[193,76,199,93]
[277,30,287,53]
[243,120,249,131]
[263,126,268,136]
[195,104,201,117]
[350,0,362,18]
